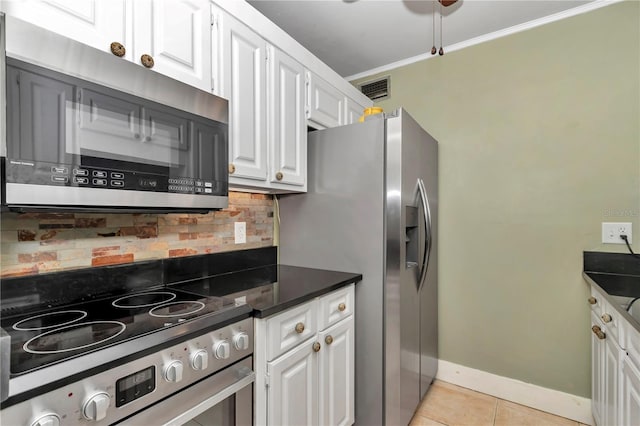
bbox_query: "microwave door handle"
[417,178,432,292]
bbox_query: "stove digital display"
[116,366,155,407]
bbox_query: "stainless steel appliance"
[0,270,254,426]
[0,14,229,212]
[278,108,438,425]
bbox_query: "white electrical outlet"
[234,222,246,244]
[602,222,632,244]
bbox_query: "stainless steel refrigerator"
[278,108,438,426]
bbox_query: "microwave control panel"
[5,159,222,195]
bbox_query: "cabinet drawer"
[266,299,317,361]
[319,284,354,330]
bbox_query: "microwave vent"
[359,76,390,101]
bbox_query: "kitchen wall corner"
[0,192,274,278]
[350,0,640,399]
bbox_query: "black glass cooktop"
[1,288,237,375]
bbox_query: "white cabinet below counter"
[589,284,640,426]
[254,284,355,426]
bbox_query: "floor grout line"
[492,397,498,426]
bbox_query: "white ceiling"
[247,0,596,79]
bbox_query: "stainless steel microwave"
[0,14,229,213]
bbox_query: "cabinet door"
[218,12,268,182]
[344,97,367,125]
[306,72,343,129]
[133,0,211,92]
[602,332,619,426]
[268,340,319,426]
[621,356,640,426]
[591,313,604,426]
[2,0,130,60]
[318,317,354,426]
[268,46,306,188]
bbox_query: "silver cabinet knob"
[164,360,184,382]
[601,313,612,323]
[233,332,250,351]
[190,349,209,371]
[82,392,111,421]
[214,340,230,359]
[31,414,60,426]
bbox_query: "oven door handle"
[120,357,255,426]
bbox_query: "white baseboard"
[436,360,593,425]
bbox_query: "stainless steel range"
[0,264,255,426]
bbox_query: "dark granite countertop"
[583,251,640,334]
[1,246,362,323]
[170,264,362,318]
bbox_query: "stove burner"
[112,291,177,308]
[23,321,126,354]
[149,301,206,318]
[13,310,88,331]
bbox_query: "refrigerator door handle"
[417,178,432,292]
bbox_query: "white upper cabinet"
[132,0,212,92]
[345,97,368,125]
[1,0,130,60]
[213,5,306,193]
[268,46,306,188]
[4,0,373,193]
[306,72,344,129]
[215,7,268,183]
[2,0,213,92]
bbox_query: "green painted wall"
[353,1,640,397]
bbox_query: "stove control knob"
[82,392,111,421]
[164,360,184,382]
[214,340,230,359]
[190,349,209,370]
[233,332,250,351]
[31,414,60,426]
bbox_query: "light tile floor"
[410,380,590,426]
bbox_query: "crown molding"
[346,0,625,82]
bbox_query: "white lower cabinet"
[318,316,355,426]
[255,284,355,426]
[621,356,640,425]
[268,337,319,426]
[589,284,640,426]
[591,311,619,426]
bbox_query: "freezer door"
[385,109,438,425]
[279,118,387,426]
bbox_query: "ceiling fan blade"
[438,0,458,6]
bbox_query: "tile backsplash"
[0,192,274,277]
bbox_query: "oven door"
[120,357,254,426]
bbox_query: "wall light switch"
[602,222,632,244]
[235,222,246,244]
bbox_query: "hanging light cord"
[431,1,436,55]
[439,1,444,55]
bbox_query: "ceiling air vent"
[359,76,390,101]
